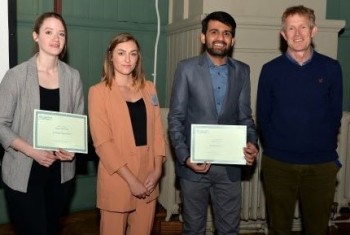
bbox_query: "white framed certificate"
[190,124,247,165]
[33,109,88,154]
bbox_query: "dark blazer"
[168,53,258,181]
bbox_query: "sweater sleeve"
[328,60,343,132]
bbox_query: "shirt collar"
[205,53,228,68]
[285,49,314,66]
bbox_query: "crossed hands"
[129,170,162,200]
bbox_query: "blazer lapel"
[26,56,40,111]
[58,61,69,112]
[109,84,135,150]
[198,54,218,116]
[221,59,241,114]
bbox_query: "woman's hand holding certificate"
[33,109,88,154]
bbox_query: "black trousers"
[4,161,73,235]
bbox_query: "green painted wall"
[327,0,350,110]
[16,0,168,107]
[0,0,168,224]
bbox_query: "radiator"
[331,111,350,223]
[158,109,350,234]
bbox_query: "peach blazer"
[88,80,165,212]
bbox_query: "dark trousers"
[180,165,241,235]
[4,161,73,235]
[262,155,338,235]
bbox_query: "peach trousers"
[99,146,157,235]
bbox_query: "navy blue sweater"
[257,51,343,164]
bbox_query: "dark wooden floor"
[1,205,350,235]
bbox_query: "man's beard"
[206,41,232,57]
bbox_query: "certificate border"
[190,124,246,165]
[33,109,88,154]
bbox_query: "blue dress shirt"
[207,56,229,114]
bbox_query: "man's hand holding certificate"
[33,109,88,154]
[190,124,247,165]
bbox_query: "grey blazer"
[0,55,84,192]
[168,53,258,182]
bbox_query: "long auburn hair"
[102,32,146,89]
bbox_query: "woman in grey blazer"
[0,12,84,235]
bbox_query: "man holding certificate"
[168,11,259,235]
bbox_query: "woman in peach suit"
[88,33,165,235]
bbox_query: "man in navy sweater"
[257,5,343,235]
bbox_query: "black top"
[126,98,147,146]
[40,86,60,111]
[37,86,60,171]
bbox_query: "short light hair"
[281,5,316,31]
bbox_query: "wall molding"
[17,14,167,33]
